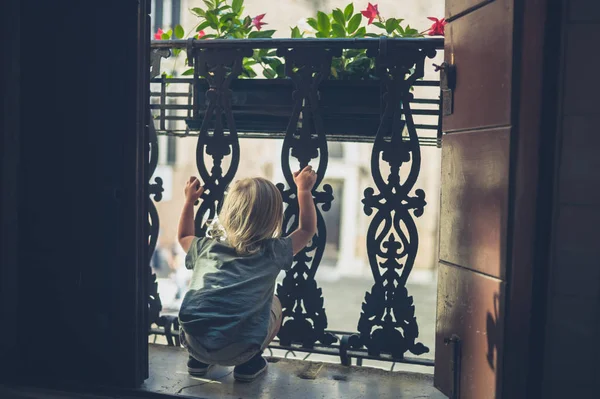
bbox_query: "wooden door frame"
[502,0,563,397]
[0,0,20,378]
[132,0,152,384]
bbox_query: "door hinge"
[444,334,462,399]
[436,62,457,117]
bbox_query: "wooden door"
[0,0,150,388]
[434,0,551,398]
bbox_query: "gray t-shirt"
[178,236,293,351]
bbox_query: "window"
[166,136,177,165]
[152,0,182,36]
[329,142,344,159]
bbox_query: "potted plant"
[153,1,445,136]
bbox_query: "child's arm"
[178,177,204,253]
[289,166,318,255]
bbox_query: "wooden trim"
[135,0,152,384]
[502,0,563,397]
[0,0,20,379]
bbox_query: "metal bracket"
[436,62,457,116]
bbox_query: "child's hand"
[184,177,204,204]
[293,165,317,192]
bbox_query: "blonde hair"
[219,177,284,256]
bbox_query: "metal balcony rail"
[147,37,443,369]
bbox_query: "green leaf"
[404,28,420,37]
[291,26,302,38]
[248,30,275,38]
[265,58,283,68]
[373,21,386,29]
[364,33,380,38]
[317,11,331,34]
[263,67,277,79]
[196,21,212,31]
[315,31,327,38]
[332,9,345,27]
[205,11,219,28]
[330,66,338,79]
[174,24,185,39]
[306,18,319,31]
[161,32,171,40]
[182,68,195,76]
[202,0,215,9]
[331,23,346,38]
[232,0,243,14]
[202,34,218,39]
[344,49,362,58]
[344,3,354,21]
[219,12,238,24]
[242,67,257,78]
[347,13,362,33]
[275,63,285,78]
[352,27,367,37]
[191,8,206,17]
[385,18,399,34]
[173,48,182,56]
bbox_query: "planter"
[185,79,382,139]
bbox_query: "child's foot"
[233,353,268,382]
[187,356,211,377]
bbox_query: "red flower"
[197,30,205,39]
[361,3,380,25]
[252,14,267,31]
[427,17,446,36]
[154,28,164,40]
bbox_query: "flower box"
[185,79,382,139]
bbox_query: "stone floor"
[143,344,447,399]
[155,274,438,373]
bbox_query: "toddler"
[177,166,317,382]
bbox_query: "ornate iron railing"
[148,37,443,368]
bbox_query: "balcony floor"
[143,343,447,399]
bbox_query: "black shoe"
[187,356,211,377]
[233,353,268,382]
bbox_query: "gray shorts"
[180,296,282,366]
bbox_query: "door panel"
[435,262,505,399]
[436,0,514,397]
[439,128,510,279]
[443,0,513,132]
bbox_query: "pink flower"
[361,3,380,25]
[197,30,205,39]
[154,28,164,40]
[427,17,447,36]
[252,14,267,31]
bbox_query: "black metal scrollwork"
[349,45,437,359]
[148,49,169,327]
[148,119,164,327]
[275,47,341,348]
[190,48,252,236]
